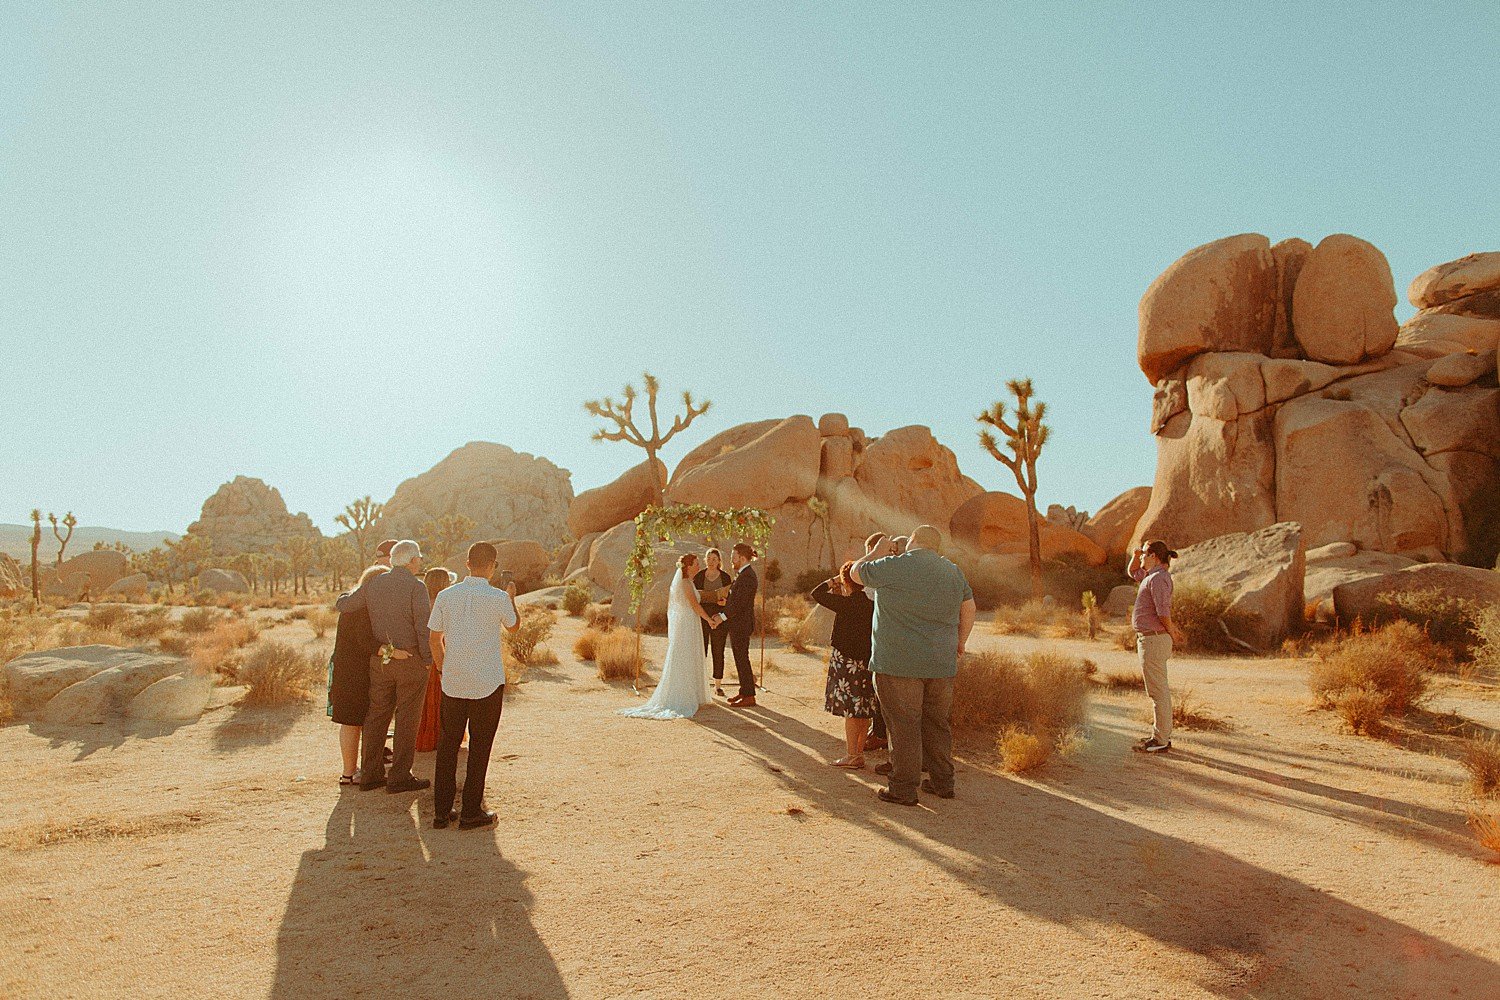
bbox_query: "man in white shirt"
[427,541,520,830]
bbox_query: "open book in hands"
[698,586,731,605]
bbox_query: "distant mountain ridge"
[0,524,179,560]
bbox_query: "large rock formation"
[949,492,1105,565]
[568,459,666,539]
[1081,487,1151,559]
[377,442,573,550]
[1303,544,1417,622]
[1171,522,1306,650]
[3,646,201,725]
[665,416,821,511]
[43,550,130,596]
[198,567,250,593]
[1332,563,1500,624]
[441,539,550,592]
[1135,237,1500,569]
[186,476,322,554]
[1,552,28,597]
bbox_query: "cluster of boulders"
[375,442,574,552]
[3,645,213,726]
[7,549,138,601]
[186,475,323,554]
[1124,236,1499,646]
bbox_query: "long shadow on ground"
[270,792,566,999]
[699,704,1499,998]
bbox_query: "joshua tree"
[335,496,384,568]
[978,378,1050,600]
[48,511,76,568]
[320,537,354,592]
[806,496,835,567]
[417,513,477,564]
[164,534,212,591]
[130,546,170,594]
[278,535,318,594]
[584,373,710,504]
[29,509,42,605]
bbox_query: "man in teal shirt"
[851,524,977,805]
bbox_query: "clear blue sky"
[4,3,1497,533]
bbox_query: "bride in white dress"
[618,553,719,720]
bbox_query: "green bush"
[561,579,591,617]
[1171,584,1257,654]
[1369,588,1485,661]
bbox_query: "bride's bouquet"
[379,642,400,665]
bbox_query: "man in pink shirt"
[1127,539,1185,753]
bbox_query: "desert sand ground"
[1,609,1497,1000]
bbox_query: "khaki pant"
[362,654,429,785]
[1137,633,1173,742]
[874,673,954,802]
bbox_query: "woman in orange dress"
[416,567,456,752]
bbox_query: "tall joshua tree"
[978,378,1050,600]
[48,511,77,568]
[417,513,476,564]
[335,496,384,568]
[29,509,42,604]
[584,373,710,505]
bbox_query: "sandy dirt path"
[1,613,1497,999]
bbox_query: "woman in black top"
[693,548,733,694]
[328,564,387,785]
[811,560,877,769]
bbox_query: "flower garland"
[625,503,775,613]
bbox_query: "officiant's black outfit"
[724,565,759,698]
[693,566,731,683]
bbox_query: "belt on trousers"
[1135,630,1167,638]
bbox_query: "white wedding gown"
[617,569,711,720]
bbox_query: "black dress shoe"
[432,810,459,830]
[876,788,918,807]
[459,810,498,830]
[386,777,431,794]
[921,779,955,799]
[359,777,387,791]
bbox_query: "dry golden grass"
[2,811,213,851]
[120,607,172,640]
[178,607,221,634]
[305,607,338,639]
[1332,686,1387,735]
[1467,807,1500,856]
[83,603,131,631]
[583,605,617,631]
[238,640,322,705]
[573,626,612,661]
[505,611,557,667]
[758,595,811,637]
[1461,736,1500,798]
[1172,583,1258,653]
[1096,669,1144,692]
[158,633,191,656]
[1308,621,1440,722]
[992,601,1086,639]
[776,613,818,653]
[188,619,262,681]
[998,725,1052,773]
[595,629,644,681]
[1112,627,1136,651]
[951,651,1090,738]
[0,681,14,727]
[1169,688,1229,732]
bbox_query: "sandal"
[832,756,866,769]
[339,774,355,786]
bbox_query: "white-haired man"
[337,539,433,792]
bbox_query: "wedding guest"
[694,548,732,695]
[416,568,457,753]
[811,562,876,768]
[851,525,976,805]
[328,563,388,785]
[1127,540,1184,754]
[861,533,897,752]
[723,544,760,707]
[428,542,520,830]
[374,539,398,567]
[337,539,433,793]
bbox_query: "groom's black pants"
[729,625,755,698]
[434,683,505,821]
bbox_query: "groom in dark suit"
[722,543,759,707]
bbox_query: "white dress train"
[617,568,712,720]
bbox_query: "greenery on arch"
[625,504,775,613]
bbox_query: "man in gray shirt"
[336,539,433,792]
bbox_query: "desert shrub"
[1332,686,1387,734]
[596,629,643,681]
[1467,807,1500,856]
[285,606,310,621]
[1112,628,1136,651]
[84,604,131,631]
[573,626,612,661]
[1369,589,1484,660]
[1474,605,1500,668]
[305,607,338,639]
[1172,584,1257,654]
[1041,552,1125,608]
[0,679,14,726]
[561,580,591,617]
[1308,621,1440,720]
[1461,736,1500,798]
[793,568,837,594]
[642,609,669,634]
[504,611,557,666]
[187,619,262,681]
[998,725,1052,773]
[1166,687,1227,731]
[120,607,171,640]
[951,650,1090,737]
[757,595,811,637]
[992,600,1085,639]
[158,633,190,656]
[238,640,322,705]
[777,613,817,653]
[179,608,220,634]
[1081,591,1100,639]
[584,606,617,631]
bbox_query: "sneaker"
[876,788,918,807]
[1134,738,1172,754]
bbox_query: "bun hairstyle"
[1144,540,1178,564]
[678,552,698,572]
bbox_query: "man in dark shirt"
[336,539,433,792]
[721,543,760,707]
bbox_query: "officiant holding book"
[694,548,732,694]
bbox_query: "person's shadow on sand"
[270,792,566,999]
[701,705,1500,998]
